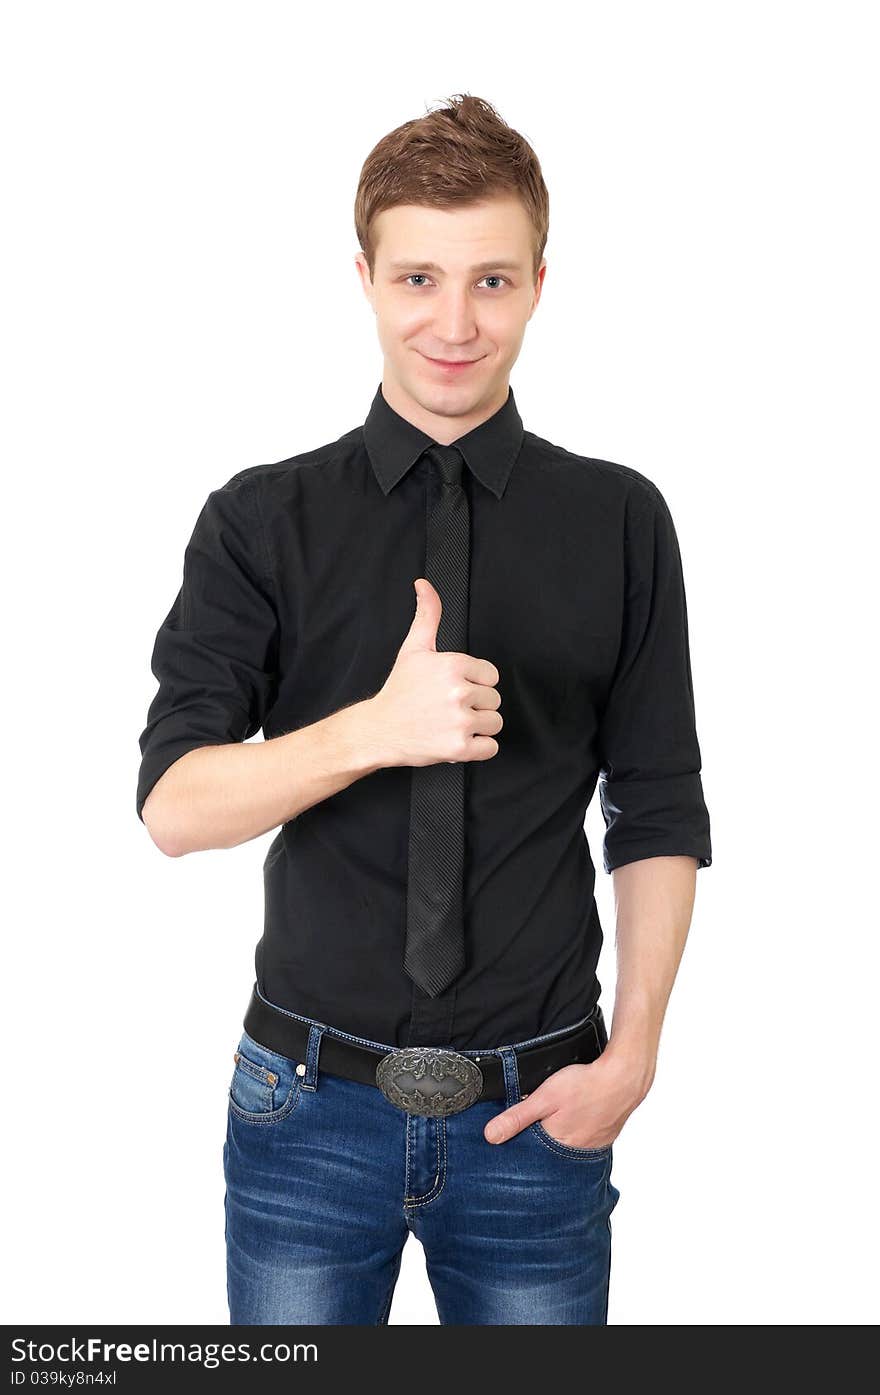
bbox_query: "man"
[137,93,711,1327]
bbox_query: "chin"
[415,380,480,410]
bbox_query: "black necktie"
[404,443,469,1039]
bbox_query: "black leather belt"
[243,984,607,1119]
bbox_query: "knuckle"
[453,731,472,760]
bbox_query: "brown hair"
[354,93,549,284]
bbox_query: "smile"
[421,354,483,372]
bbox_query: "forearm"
[143,696,390,857]
[604,854,698,1097]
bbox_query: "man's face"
[356,195,545,430]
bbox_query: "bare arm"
[142,696,389,858]
[143,576,503,858]
[483,853,698,1148]
[603,853,698,1097]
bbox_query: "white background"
[2,0,877,1326]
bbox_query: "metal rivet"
[233,1052,240,1063]
[296,1063,306,1076]
[266,1071,278,1085]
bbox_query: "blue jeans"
[223,993,621,1325]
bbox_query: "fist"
[372,578,503,768]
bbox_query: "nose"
[431,288,479,346]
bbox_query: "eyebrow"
[388,259,524,274]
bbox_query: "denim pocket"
[228,1030,304,1125]
[529,1119,613,1159]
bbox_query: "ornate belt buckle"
[375,1046,484,1117]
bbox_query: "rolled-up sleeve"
[597,480,712,873]
[136,471,279,823]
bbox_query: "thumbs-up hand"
[370,578,503,768]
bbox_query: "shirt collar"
[363,381,524,500]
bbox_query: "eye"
[402,274,511,290]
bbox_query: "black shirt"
[137,383,712,1049]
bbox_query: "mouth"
[420,353,483,372]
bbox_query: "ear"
[354,252,375,306]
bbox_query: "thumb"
[398,577,442,653]
[484,1090,547,1144]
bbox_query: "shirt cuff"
[599,772,712,874]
